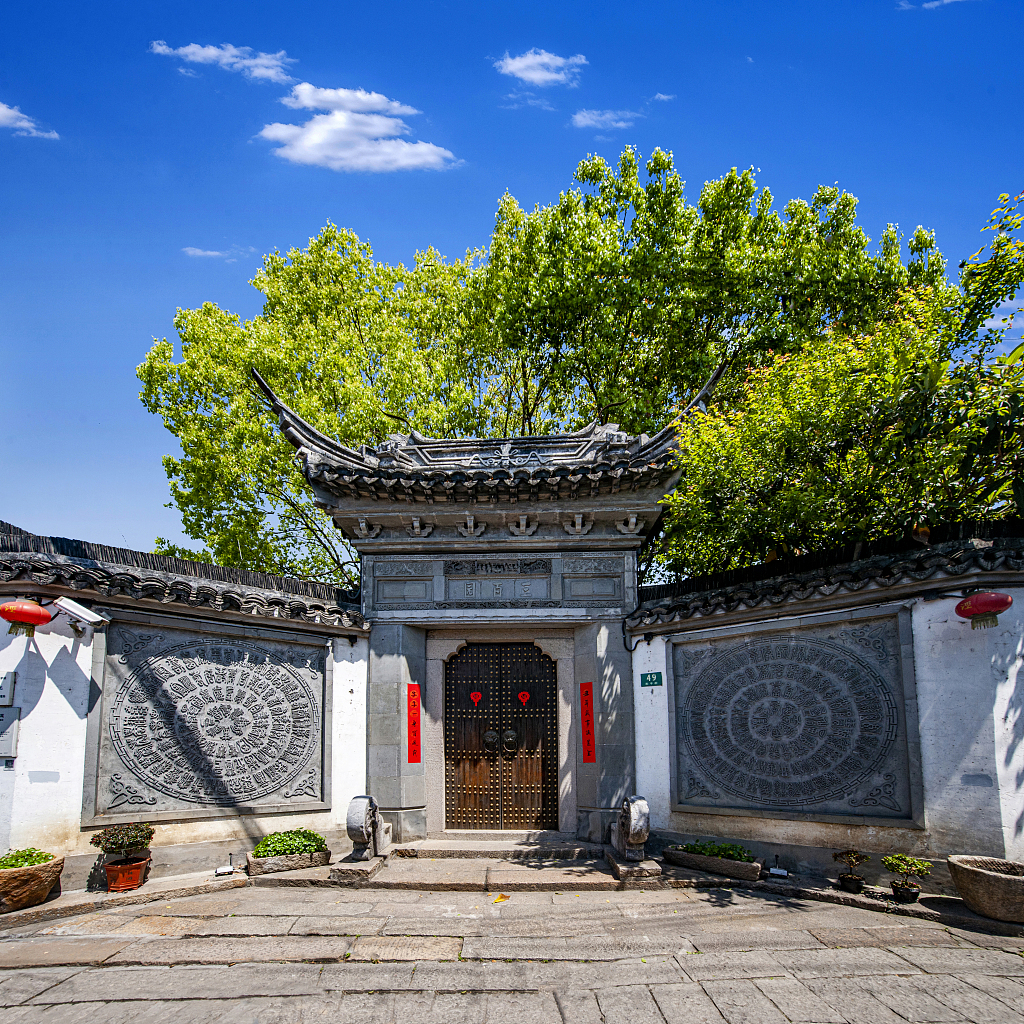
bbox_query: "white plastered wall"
[0,617,91,855]
[912,595,1024,859]
[0,620,369,857]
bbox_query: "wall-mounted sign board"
[0,672,15,706]
[0,707,21,757]
[640,672,663,687]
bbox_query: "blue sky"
[1,0,1020,552]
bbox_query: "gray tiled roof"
[0,521,364,630]
[254,369,691,504]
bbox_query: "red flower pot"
[105,857,150,893]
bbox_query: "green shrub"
[672,841,755,863]
[0,848,55,870]
[881,853,932,887]
[833,849,870,875]
[253,829,328,858]
[89,823,155,854]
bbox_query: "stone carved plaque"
[90,623,327,820]
[674,617,912,819]
[443,558,551,576]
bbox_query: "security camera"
[54,597,110,631]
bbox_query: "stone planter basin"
[0,856,64,913]
[246,851,331,876]
[663,848,762,881]
[948,855,1024,923]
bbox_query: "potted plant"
[246,829,331,876]
[662,840,762,882]
[833,848,870,894]
[0,848,64,913]
[881,853,932,903]
[89,822,155,892]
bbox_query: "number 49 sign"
[640,672,663,688]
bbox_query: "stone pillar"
[575,622,635,843]
[367,623,427,841]
[631,634,671,829]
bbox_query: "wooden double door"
[444,643,558,830]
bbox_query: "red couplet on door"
[408,683,421,763]
[580,681,596,763]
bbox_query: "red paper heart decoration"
[518,691,530,705]
[470,691,482,706]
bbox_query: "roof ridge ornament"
[509,515,539,537]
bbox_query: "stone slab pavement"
[1,884,1024,1022]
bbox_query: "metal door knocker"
[483,729,499,753]
[502,728,518,754]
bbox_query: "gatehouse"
[2,386,1024,888]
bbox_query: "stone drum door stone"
[444,643,557,830]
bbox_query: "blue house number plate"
[640,672,663,687]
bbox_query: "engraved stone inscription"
[373,560,436,577]
[106,636,322,808]
[562,557,622,574]
[446,577,549,601]
[680,635,900,810]
[444,558,551,576]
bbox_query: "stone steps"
[397,839,604,861]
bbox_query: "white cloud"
[183,245,257,262]
[653,93,675,101]
[922,0,974,6]
[495,48,587,87]
[747,56,754,63]
[0,101,58,139]
[571,109,642,130]
[150,41,295,83]
[260,84,455,172]
[501,91,555,111]
[280,83,418,115]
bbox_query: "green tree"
[138,226,484,585]
[660,193,1024,579]
[473,148,947,436]
[138,148,962,581]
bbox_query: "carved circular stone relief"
[682,637,898,807]
[109,639,320,805]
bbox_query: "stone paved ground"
[1,884,1023,1022]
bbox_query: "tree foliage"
[138,147,1017,586]
[662,192,1024,578]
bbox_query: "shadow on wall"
[996,631,1024,839]
[0,624,92,720]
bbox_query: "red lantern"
[0,599,52,637]
[955,592,1013,630]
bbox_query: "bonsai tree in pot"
[881,853,932,904]
[89,822,155,893]
[833,849,870,894]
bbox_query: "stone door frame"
[424,629,576,835]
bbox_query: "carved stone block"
[86,618,328,823]
[610,795,650,861]
[673,615,914,820]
